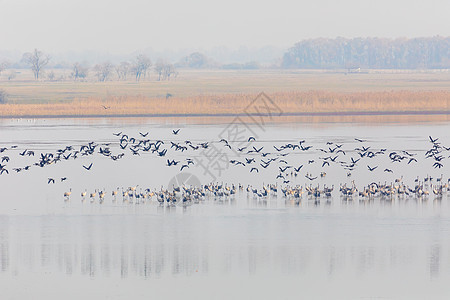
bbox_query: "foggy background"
[0,0,449,64]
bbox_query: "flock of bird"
[66,176,450,207]
[0,127,449,205]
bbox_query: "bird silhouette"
[367,165,378,171]
[83,163,93,170]
[433,162,443,168]
[294,165,303,172]
[305,174,317,181]
[429,136,439,143]
[408,158,417,164]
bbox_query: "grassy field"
[0,69,449,117]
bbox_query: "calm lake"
[1,115,450,299]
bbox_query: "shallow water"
[1,117,450,299]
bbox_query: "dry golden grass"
[0,90,448,117]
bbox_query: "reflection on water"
[1,195,450,282]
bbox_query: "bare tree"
[0,61,10,76]
[93,62,113,82]
[22,49,50,80]
[154,59,176,81]
[132,54,152,81]
[115,61,130,81]
[154,59,165,81]
[163,63,176,80]
[72,62,88,80]
[47,70,56,81]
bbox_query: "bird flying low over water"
[367,165,378,171]
[429,136,439,143]
[433,162,443,168]
[83,163,93,170]
[408,158,417,164]
[294,165,303,172]
[167,159,180,166]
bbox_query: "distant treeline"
[282,37,450,69]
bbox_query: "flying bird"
[83,163,93,170]
[294,165,303,172]
[367,165,378,171]
[429,136,439,143]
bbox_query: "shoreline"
[1,110,449,119]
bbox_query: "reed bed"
[0,90,449,117]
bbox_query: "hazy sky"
[0,0,449,54]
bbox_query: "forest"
[282,37,450,69]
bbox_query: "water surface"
[1,117,450,299]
